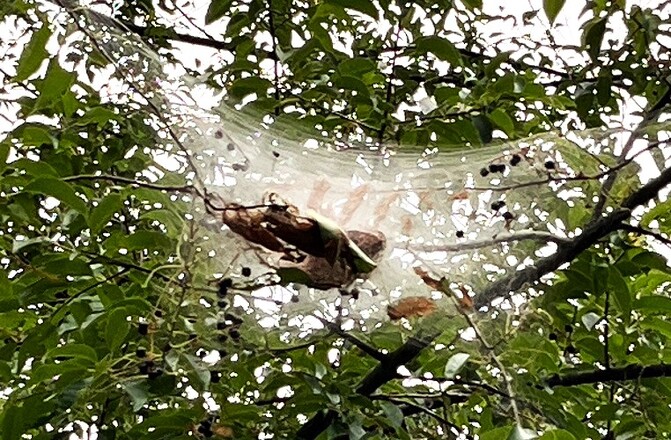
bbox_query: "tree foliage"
[1,0,671,439]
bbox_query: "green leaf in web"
[489,108,515,136]
[15,25,51,81]
[33,60,75,112]
[444,352,470,378]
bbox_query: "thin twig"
[315,316,387,362]
[64,174,197,193]
[619,224,671,247]
[408,230,570,253]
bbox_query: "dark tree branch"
[317,317,387,362]
[297,165,671,438]
[295,327,441,439]
[546,363,671,387]
[591,81,671,219]
[474,164,671,308]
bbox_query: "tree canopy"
[2,0,671,439]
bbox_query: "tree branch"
[546,363,671,387]
[409,230,570,253]
[474,164,671,308]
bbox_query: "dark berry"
[544,160,556,169]
[565,345,577,354]
[491,200,505,211]
[139,362,150,374]
[291,295,299,303]
[351,288,360,300]
[488,164,498,173]
[136,348,147,358]
[55,291,68,299]
[148,368,163,379]
[218,278,232,297]
[456,230,464,238]
[241,267,251,277]
[502,211,514,221]
[549,333,558,341]
[479,167,489,177]
[138,322,149,335]
[214,130,223,139]
[564,324,573,333]
[210,370,222,383]
[510,154,521,166]
[218,334,228,343]
[272,151,280,158]
[229,328,241,340]
[188,333,198,341]
[226,142,235,151]
[218,349,228,357]
[154,310,163,318]
[216,321,227,330]
[217,299,228,308]
[224,313,243,324]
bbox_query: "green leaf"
[461,0,482,10]
[634,295,671,313]
[33,61,75,111]
[90,193,122,236]
[15,25,51,81]
[379,401,404,429]
[205,0,234,24]
[24,178,88,214]
[124,380,149,412]
[106,307,130,353]
[324,0,377,18]
[444,352,470,378]
[123,231,174,252]
[229,77,273,99]
[582,17,607,61]
[1,405,25,440]
[77,107,120,127]
[47,344,98,364]
[415,36,462,66]
[480,425,513,440]
[276,267,313,285]
[0,142,9,174]
[543,0,566,25]
[609,267,631,322]
[538,429,577,440]
[488,108,515,136]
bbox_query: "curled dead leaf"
[387,296,437,321]
[413,267,444,291]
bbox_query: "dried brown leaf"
[387,296,437,320]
